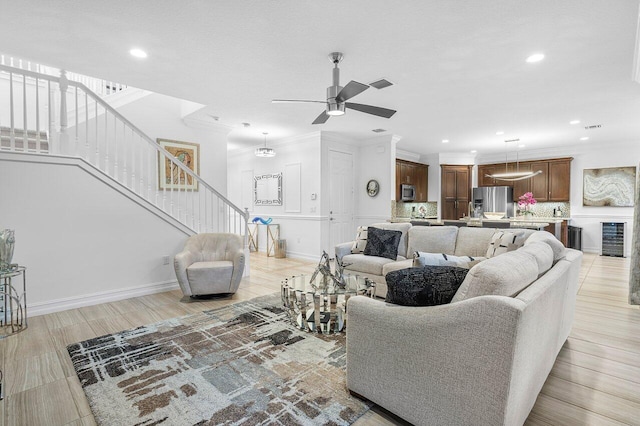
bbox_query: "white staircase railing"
[0,63,248,241]
[1,54,127,96]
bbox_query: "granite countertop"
[389,216,569,225]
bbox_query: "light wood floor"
[0,252,637,425]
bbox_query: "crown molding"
[228,131,321,158]
[182,115,234,133]
[396,148,421,162]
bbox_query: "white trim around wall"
[251,214,328,221]
[29,279,179,317]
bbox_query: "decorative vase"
[0,229,15,271]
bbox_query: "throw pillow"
[351,226,368,254]
[363,227,402,260]
[413,252,484,269]
[385,266,469,306]
[486,231,523,258]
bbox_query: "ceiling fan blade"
[336,81,369,103]
[345,102,396,118]
[312,110,330,125]
[272,99,326,104]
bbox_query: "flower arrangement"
[517,192,537,216]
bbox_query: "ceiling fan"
[272,52,397,125]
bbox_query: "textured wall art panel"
[583,166,636,207]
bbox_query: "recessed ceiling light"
[580,137,589,141]
[496,131,504,135]
[372,128,386,133]
[442,139,449,143]
[569,120,580,125]
[518,144,526,148]
[470,150,477,153]
[526,53,545,63]
[129,48,148,58]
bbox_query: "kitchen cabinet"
[477,158,572,202]
[396,159,428,202]
[441,165,472,220]
[544,220,568,246]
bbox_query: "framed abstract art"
[157,139,200,191]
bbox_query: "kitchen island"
[390,216,567,241]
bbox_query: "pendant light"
[255,132,275,157]
[486,139,542,181]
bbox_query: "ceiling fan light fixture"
[255,132,275,157]
[326,102,345,116]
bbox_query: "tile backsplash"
[524,202,570,218]
[392,201,438,218]
[390,201,569,219]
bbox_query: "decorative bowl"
[484,212,506,220]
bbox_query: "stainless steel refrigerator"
[472,186,514,219]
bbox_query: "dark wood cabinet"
[529,161,549,201]
[548,160,571,201]
[544,220,568,246]
[477,158,572,202]
[396,159,429,202]
[441,165,472,220]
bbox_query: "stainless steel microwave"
[401,184,416,201]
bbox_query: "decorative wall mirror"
[254,173,282,205]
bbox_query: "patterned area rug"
[67,293,371,425]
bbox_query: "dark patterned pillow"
[385,266,469,306]
[363,227,402,260]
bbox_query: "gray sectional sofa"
[338,224,583,425]
[336,223,537,298]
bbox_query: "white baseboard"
[28,280,179,317]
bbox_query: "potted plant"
[517,192,537,217]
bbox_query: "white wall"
[0,156,187,315]
[353,135,397,225]
[227,131,398,259]
[116,93,229,194]
[227,132,323,259]
[0,91,232,315]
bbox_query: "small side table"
[267,224,280,257]
[0,266,27,338]
[247,223,258,252]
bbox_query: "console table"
[248,223,280,256]
[0,266,27,338]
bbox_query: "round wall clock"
[366,179,380,197]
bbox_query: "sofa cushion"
[351,226,368,254]
[382,259,413,276]
[518,241,554,276]
[370,222,412,258]
[524,230,566,262]
[453,227,498,257]
[413,252,484,269]
[187,261,233,289]
[407,226,458,256]
[485,230,526,258]
[451,249,539,302]
[385,266,469,306]
[343,253,398,276]
[364,227,403,260]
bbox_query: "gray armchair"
[174,233,245,297]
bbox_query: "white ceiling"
[3,0,640,156]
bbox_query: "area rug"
[67,293,371,425]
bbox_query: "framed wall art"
[157,139,200,191]
[254,173,282,205]
[583,166,636,207]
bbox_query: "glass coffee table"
[281,274,375,334]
